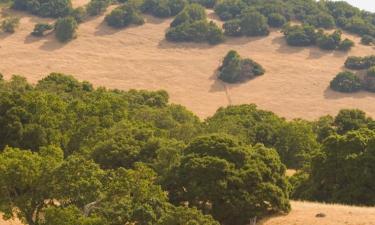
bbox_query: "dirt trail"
[1,4,375,120]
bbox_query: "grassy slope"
[0,4,375,120]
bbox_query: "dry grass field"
[0,2,375,120]
[2,201,375,225]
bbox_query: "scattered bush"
[141,0,187,18]
[13,0,72,18]
[223,11,269,37]
[218,50,264,83]
[1,17,19,33]
[330,71,362,93]
[364,66,375,92]
[55,16,78,42]
[166,4,224,44]
[361,35,374,45]
[31,23,54,36]
[345,55,375,70]
[86,0,110,16]
[105,4,144,28]
[304,13,335,29]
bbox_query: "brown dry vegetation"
[1,3,375,119]
[2,201,375,225]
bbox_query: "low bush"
[304,13,335,29]
[361,35,374,45]
[338,38,354,51]
[141,0,186,18]
[330,71,362,93]
[218,50,265,83]
[170,3,206,27]
[55,16,78,42]
[214,0,246,21]
[364,67,375,92]
[31,23,54,36]
[1,17,19,33]
[86,0,110,16]
[105,4,144,28]
[345,56,375,70]
[13,0,72,18]
[316,30,341,50]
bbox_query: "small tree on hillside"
[1,17,20,33]
[55,17,78,42]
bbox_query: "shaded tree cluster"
[166,4,224,44]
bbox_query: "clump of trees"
[282,24,354,51]
[223,10,270,37]
[0,74,294,225]
[0,16,19,33]
[31,23,54,36]
[141,0,187,18]
[55,16,78,42]
[105,3,144,28]
[330,71,362,93]
[12,0,72,17]
[166,3,224,44]
[218,50,265,83]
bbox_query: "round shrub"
[364,67,375,92]
[330,71,362,93]
[345,56,375,70]
[239,11,269,36]
[13,0,72,18]
[31,23,54,36]
[223,19,241,36]
[338,38,354,51]
[282,24,316,46]
[55,17,78,42]
[219,50,265,83]
[1,17,20,33]
[267,13,287,28]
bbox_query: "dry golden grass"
[260,201,375,225]
[1,4,375,119]
[2,201,375,225]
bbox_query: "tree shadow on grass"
[158,38,217,50]
[272,36,305,54]
[323,86,375,100]
[93,20,124,36]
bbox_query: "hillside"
[2,201,375,225]
[0,2,375,120]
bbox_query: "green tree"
[55,17,78,42]
[0,146,63,225]
[170,134,290,225]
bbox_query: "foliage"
[55,16,78,42]
[267,13,287,28]
[338,38,354,51]
[141,0,187,18]
[12,0,72,18]
[361,35,374,45]
[1,16,19,33]
[71,7,87,23]
[218,50,265,83]
[223,10,269,37]
[105,3,144,28]
[166,4,224,44]
[31,23,53,36]
[169,134,290,225]
[330,71,362,93]
[86,0,110,16]
[345,55,375,70]
[282,24,317,46]
[292,128,375,205]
